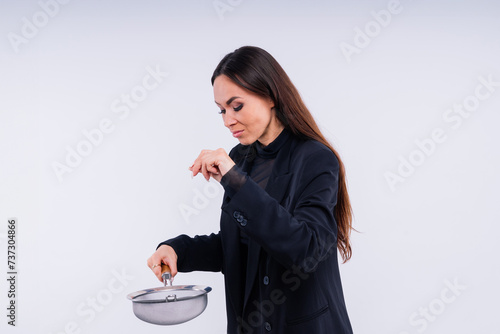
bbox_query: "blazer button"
[263,276,269,285]
[233,211,241,219]
[264,322,272,331]
[240,219,247,227]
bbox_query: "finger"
[191,161,202,177]
[153,263,163,282]
[205,164,218,179]
[196,150,212,177]
[148,255,163,281]
[147,255,159,270]
[207,163,219,175]
[201,162,210,181]
[164,257,178,278]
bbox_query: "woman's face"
[213,75,283,146]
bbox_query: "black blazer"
[161,131,353,334]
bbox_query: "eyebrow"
[215,96,242,106]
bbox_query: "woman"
[147,46,354,333]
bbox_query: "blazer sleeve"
[221,144,339,272]
[157,233,223,273]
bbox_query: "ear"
[267,97,275,110]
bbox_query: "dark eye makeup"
[218,104,243,114]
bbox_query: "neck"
[258,122,285,147]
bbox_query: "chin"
[237,138,254,146]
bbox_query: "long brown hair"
[211,46,353,262]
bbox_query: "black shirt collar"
[254,128,290,158]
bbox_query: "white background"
[1,0,499,333]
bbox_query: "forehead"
[213,75,247,104]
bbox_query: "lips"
[232,130,244,138]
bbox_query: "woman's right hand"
[147,245,178,283]
[189,148,235,182]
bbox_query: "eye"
[233,104,243,112]
[218,109,226,114]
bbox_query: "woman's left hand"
[189,148,235,182]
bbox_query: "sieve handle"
[161,264,172,287]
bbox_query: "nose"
[223,112,237,128]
